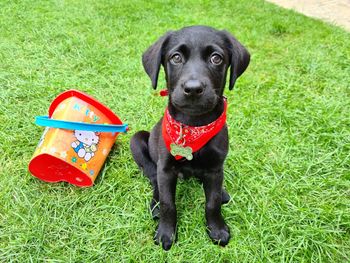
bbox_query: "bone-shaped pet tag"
[170,143,193,160]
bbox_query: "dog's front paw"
[154,223,176,251]
[207,222,230,246]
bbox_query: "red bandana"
[162,99,227,160]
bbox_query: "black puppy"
[130,26,250,250]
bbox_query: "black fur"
[130,26,250,250]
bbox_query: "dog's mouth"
[170,95,219,116]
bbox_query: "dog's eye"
[210,54,223,65]
[170,53,183,65]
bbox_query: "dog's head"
[142,26,250,116]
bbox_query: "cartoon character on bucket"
[71,130,99,162]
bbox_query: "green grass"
[1,0,349,262]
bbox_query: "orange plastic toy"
[28,90,128,187]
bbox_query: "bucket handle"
[35,116,128,133]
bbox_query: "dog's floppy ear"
[221,30,250,90]
[142,31,172,89]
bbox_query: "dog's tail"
[130,131,157,179]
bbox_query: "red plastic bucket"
[29,90,127,187]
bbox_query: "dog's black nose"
[183,80,204,96]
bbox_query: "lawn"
[1,0,349,262]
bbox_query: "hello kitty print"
[71,130,100,162]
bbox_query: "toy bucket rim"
[48,89,122,125]
[29,153,93,187]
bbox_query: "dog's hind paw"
[221,189,231,204]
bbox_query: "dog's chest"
[160,124,228,179]
[176,165,202,180]
[177,161,213,182]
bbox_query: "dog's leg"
[199,180,230,204]
[154,163,177,251]
[203,169,230,246]
[130,131,160,219]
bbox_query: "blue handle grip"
[35,116,128,133]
